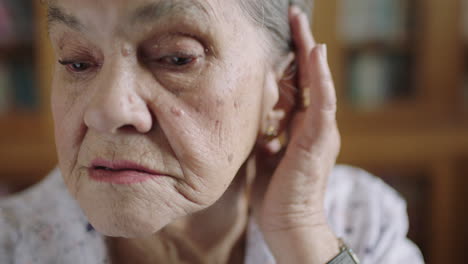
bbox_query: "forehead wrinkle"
[130,0,215,26]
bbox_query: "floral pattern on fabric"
[0,166,424,264]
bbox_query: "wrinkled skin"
[50,0,341,263]
[51,0,280,237]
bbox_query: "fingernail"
[300,12,308,24]
[320,44,328,61]
[290,5,301,16]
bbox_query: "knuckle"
[319,74,334,89]
[322,97,337,112]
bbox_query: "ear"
[259,52,296,145]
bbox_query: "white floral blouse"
[0,165,424,264]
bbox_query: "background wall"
[0,0,467,263]
[313,0,468,263]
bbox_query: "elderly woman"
[0,0,424,263]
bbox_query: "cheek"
[51,76,88,175]
[192,67,264,165]
[145,59,265,201]
[219,80,263,151]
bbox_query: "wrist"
[264,224,340,264]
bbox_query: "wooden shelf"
[0,141,57,185]
[0,113,48,143]
[0,1,55,188]
[0,113,56,186]
[344,40,412,53]
[0,41,34,60]
[338,124,468,166]
[336,100,430,128]
[0,0,465,263]
[311,0,468,261]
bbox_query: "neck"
[107,160,253,264]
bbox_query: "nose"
[83,63,153,134]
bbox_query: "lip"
[88,158,165,184]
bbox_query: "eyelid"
[140,34,206,69]
[55,33,104,66]
[58,59,101,67]
[171,32,211,55]
[142,32,208,56]
[57,59,101,79]
[143,54,201,71]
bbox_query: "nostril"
[118,124,139,133]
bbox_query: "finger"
[307,44,337,115]
[289,44,338,156]
[289,6,316,89]
[289,6,315,54]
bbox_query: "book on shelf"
[10,60,37,111]
[461,17,468,112]
[347,51,412,110]
[0,62,11,114]
[0,60,38,113]
[339,0,410,44]
[0,1,13,44]
[462,75,468,111]
[462,0,468,41]
[348,52,390,109]
[0,0,34,45]
[0,0,37,113]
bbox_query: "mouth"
[89,159,165,184]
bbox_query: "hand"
[253,6,341,264]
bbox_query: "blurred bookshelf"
[0,0,56,191]
[462,0,468,115]
[313,0,468,263]
[0,0,467,263]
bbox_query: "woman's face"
[50,0,278,237]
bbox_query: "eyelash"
[58,46,204,84]
[151,53,200,69]
[58,60,97,75]
[59,54,198,76]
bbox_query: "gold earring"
[265,125,278,139]
[301,87,311,110]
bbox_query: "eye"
[159,55,196,67]
[140,34,206,71]
[58,60,94,73]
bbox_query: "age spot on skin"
[121,45,132,57]
[228,154,234,163]
[171,107,184,117]
[216,99,224,107]
[128,94,136,104]
[195,100,202,113]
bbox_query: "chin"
[88,210,174,238]
[81,196,189,238]
[70,176,200,238]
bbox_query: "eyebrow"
[47,5,83,31]
[47,0,214,32]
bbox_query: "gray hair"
[238,0,314,58]
[41,0,313,60]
